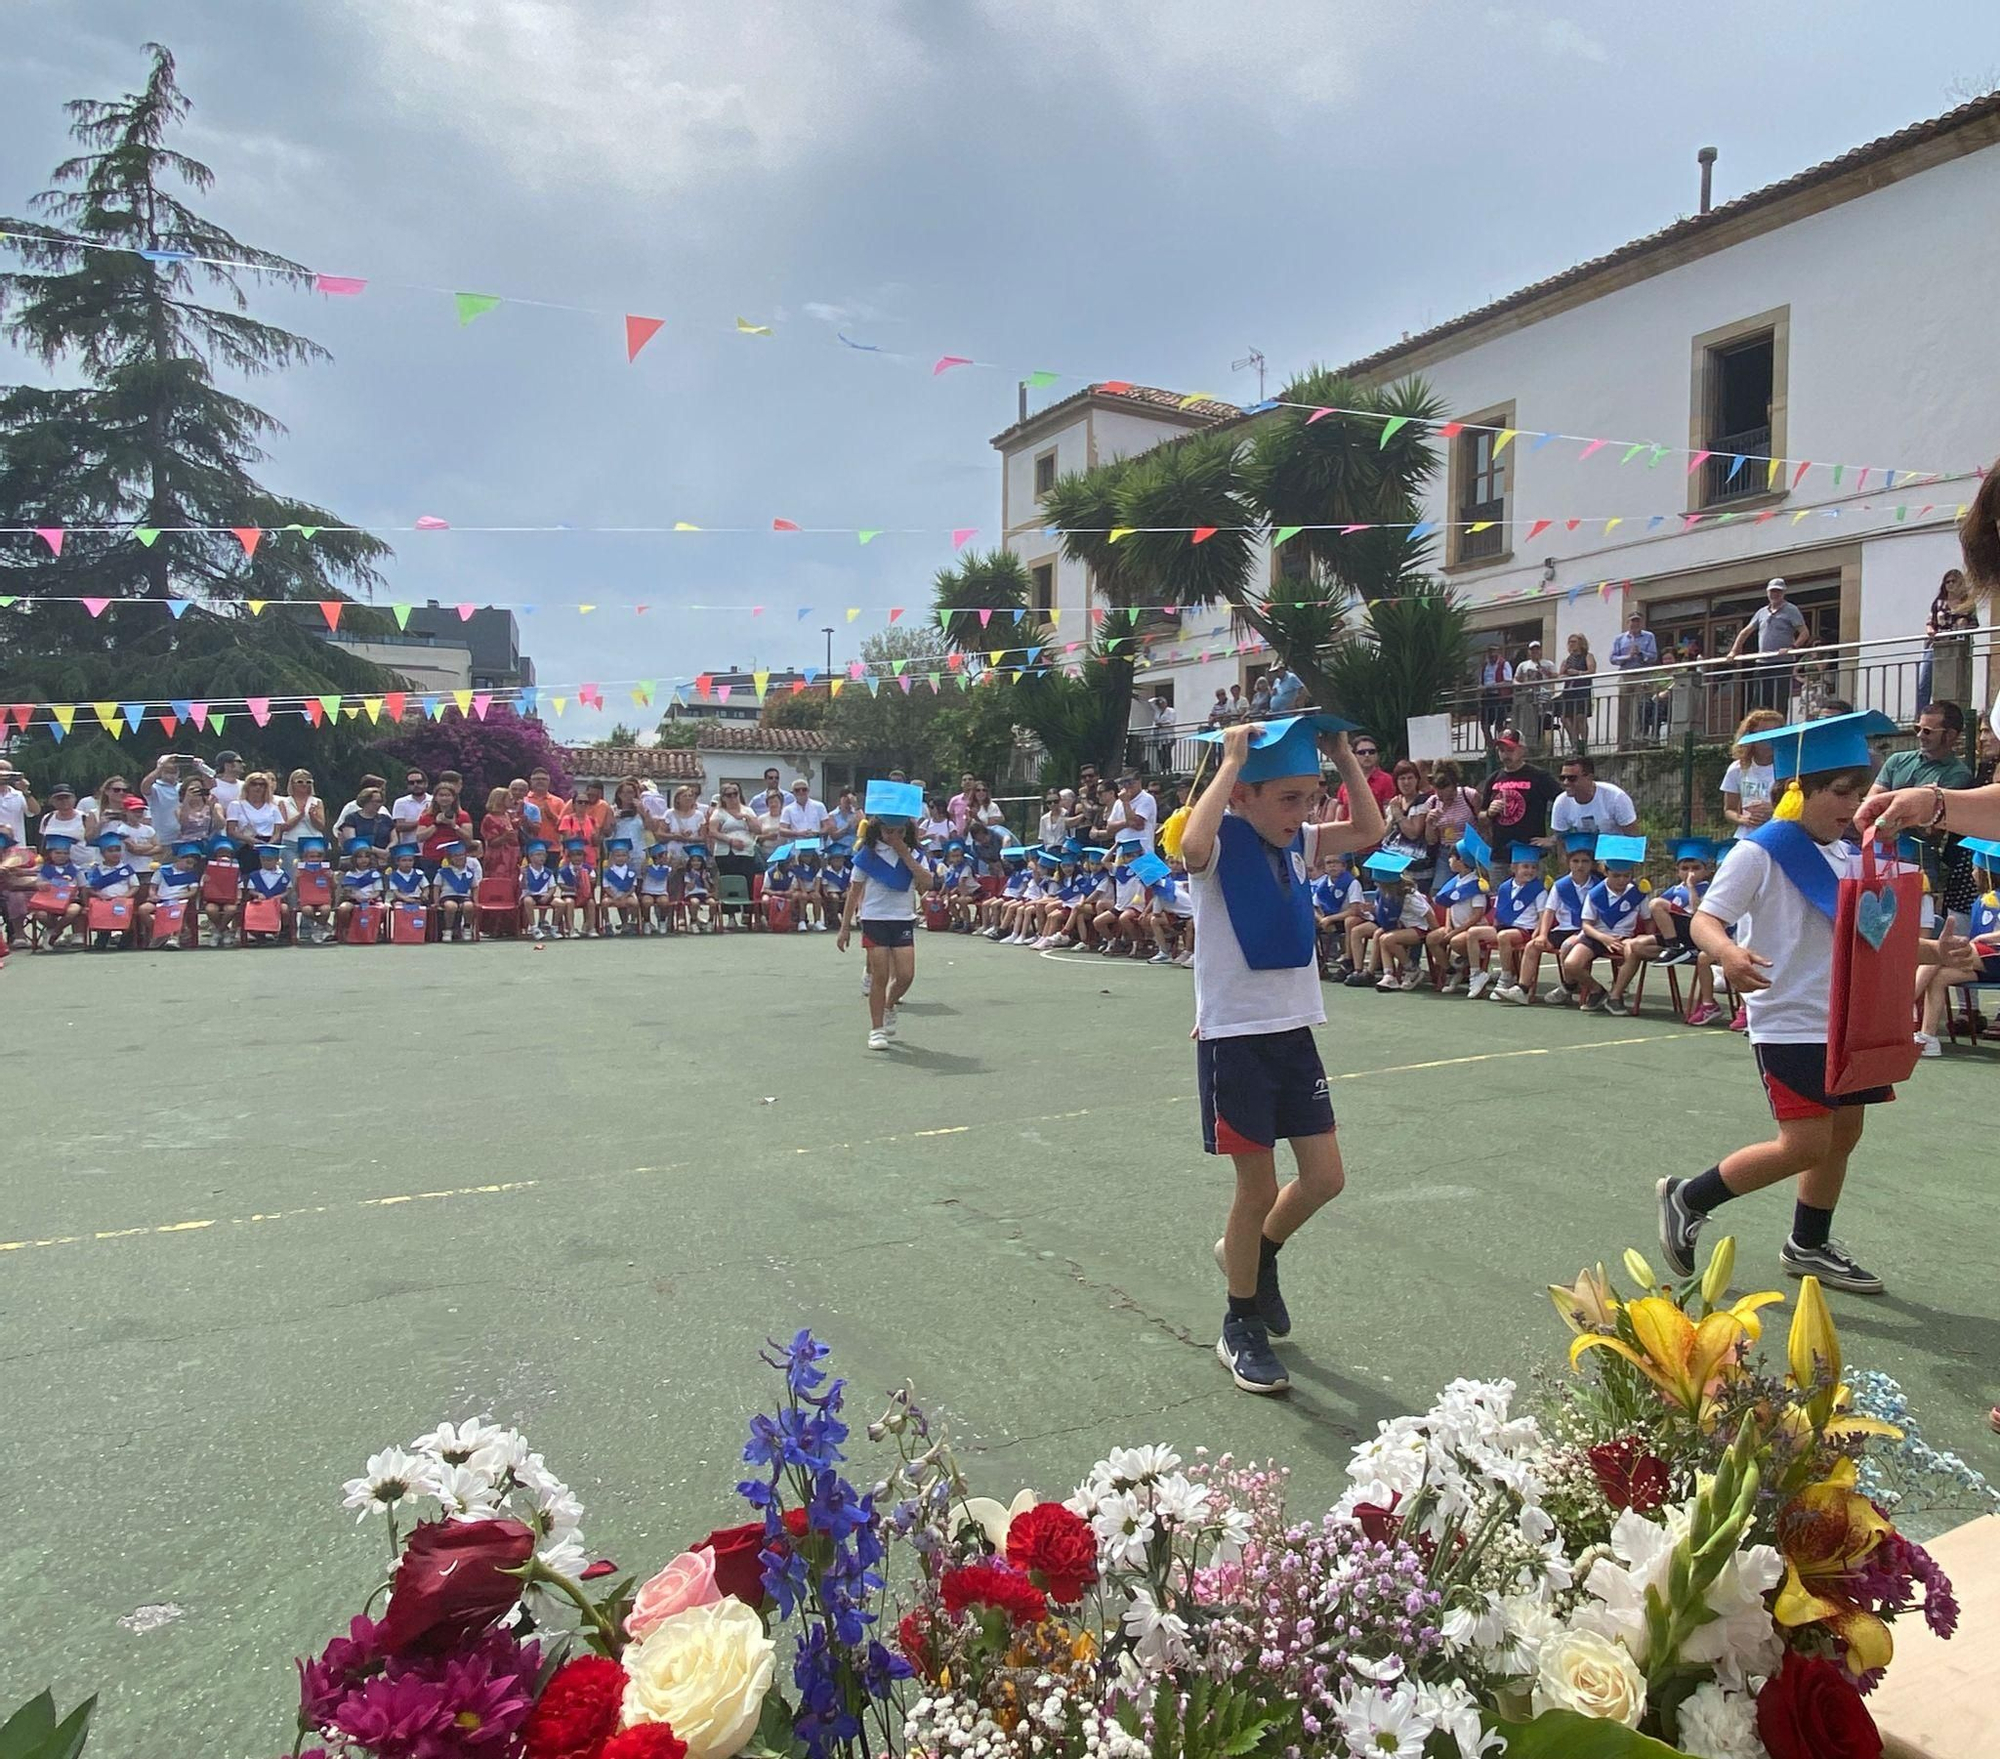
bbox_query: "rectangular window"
[1030,562,1055,617]
[1033,450,1058,498]
[1690,307,1789,510]
[1457,429,1506,563]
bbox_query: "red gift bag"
[243,897,284,935]
[1826,838,1924,1094]
[201,860,242,904]
[923,893,951,932]
[346,903,383,945]
[87,895,134,931]
[390,903,429,945]
[295,866,333,907]
[150,899,187,944]
[765,895,794,934]
[29,882,75,914]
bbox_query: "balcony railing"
[1457,498,1505,562]
[1702,425,1772,504]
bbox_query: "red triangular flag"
[383,691,406,721]
[772,518,800,532]
[1099,380,1132,394]
[1524,519,1551,543]
[790,679,806,695]
[1565,519,1582,532]
[304,699,324,727]
[888,607,904,623]
[320,601,342,630]
[8,703,34,732]
[1436,421,1464,439]
[1191,526,1218,544]
[230,527,262,558]
[694,673,712,696]
[625,314,665,362]
[158,714,178,739]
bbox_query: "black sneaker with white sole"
[1656,1177,1704,1278]
[1217,1314,1290,1394]
[1780,1237,1885,1295]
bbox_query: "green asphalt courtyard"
[4,931,1997,1754]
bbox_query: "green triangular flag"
[210,712,227,732]
[1025,370,1060,389]
[1274,525,1304,545]
[454,291,502,326]
[1647,444,1667,466]
[892,659,907,676]
[392,603,412,630]
[1831,465,1844,487]
[296,525,320,540]
[1620,443,1647,464]
[1376,415,1409,447]
[857,529,883,545]
[319,694,342,718]
[0,596,14,608]
[132,527,161,547]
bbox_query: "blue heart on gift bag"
[1856,886,1897,950]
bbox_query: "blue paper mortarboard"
[342,837,367,854]
[1455,828,1492,870]
[1764,710,1896,782]
[1508,843,1544,866]
[391,842,419,857]
[683,843,708,858]
[299,834,326,850]
[439,840,465,854]
[1084,846,1108,860]
[1033,847,1062,866]
[94,828,126,845]
[1961,836,2000,866]
[1563,832,1597,854]
[1130,852,1171,886]
[1671,837,1717,863]
[1000,844,1027,859]
[1193,712,1361,783]
[175,839,204,856]
[1596,833,1647,871]
[562,836,586,850]
[255,843,282,857]
[209,835,235,854]
[1364,849,1414,878]
[769,842,793,863]
[606,837,632,852]
[43,833,73,846]
[794,837,822,852]
[864,779,924,818]
[1116,835,1142,853]
[524,839,550,854]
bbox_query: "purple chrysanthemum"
[318,1626,541,1758]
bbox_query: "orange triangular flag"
[319,601,342,630]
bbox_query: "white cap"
[1766,576,1787,593]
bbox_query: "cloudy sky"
[5,2,1992,738]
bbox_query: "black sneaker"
[1212,1239,1291,1337]
[1656,1177,1704,1278]
[1342,970,1374,988]
[1217,1314,1290,1394]
[1659,945,1695,967]
[1780,1237,1885,1295]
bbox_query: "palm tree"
[932,549,1031,657]
[1318,586,1472,760]
[1038,460,1148,769]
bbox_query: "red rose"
[1005,1502,1099,1605]
[1757,1651,1883,1759]
[523,1655,626,1759]
[1588,1438,1670,1515]
[376,1518,536,1657]
[603,1726,690,1759]
[941,1562,1047,1626]
[697,1522,770,1610]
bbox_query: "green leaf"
[1488,1708,1692,1758]
[0,1695,56,1759]
[742,1691,805,1759]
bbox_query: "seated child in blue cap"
[1649,839,1726,1025]
[1181,717,1386,1396]
[1517,833,1597,1002]
[145,838,208,948]
[794,845,830,932]
[998,847,1049,944]
[1367,851,1435,991]
[1660,712,1971,1298]
[292,834,335,945]
[84,828,140,950]
[1474,845,1549,1004]
[30,833,84,947]
[1095,837,1149,958]
[761,844,799,931]
[518,838,559,939]
[336,839,383,943]
[1426,837,1492,995]
[1915,835,2000,1054]
[1143,855,1195,967]
[1042,847,1104,950]
[1012,849,1060,945]
[1339,851,1414,986]
[242,843,294,945]
[1561,834,1657,1014]
[932,840,971,932]
[979,847,1028,939]
[817,845,851,934]
[1311,857,1363,978]
[599,837,642,936]
[556,837,596,939]
[434,841,479,941]
[199,834,246,948]
[640,840,676,934]
[680,845,713,932]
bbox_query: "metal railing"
[1458,498,1505,562]
[1702,424,1772,505]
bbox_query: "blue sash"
[603,867,636,895]
[1747,821,1838,922]
[247,871,287,897]
[88,864,134,890]
[1585,879,1638,930]
[854,844,911,891]
[1214,813,1314,970]
[389,869,425,897]
[522,868,552,894]
[439,868,473,896]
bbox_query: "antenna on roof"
[1231,347,1266,401]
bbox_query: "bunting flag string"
[4,229,1982,495]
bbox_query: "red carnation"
[782,1507,811,1539]
[523,1655,627,1759]
[1757,1651,1882,1759]
[1588,1438,1670,1515]
[377,1518,536,1657]
[941,1561,1047,1626]
[898,1610,935,1677]
[696,1522,769,1610]
[603,1726,690,1759]
[1005,1502,1099,1605]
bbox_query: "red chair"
[475,876,519,939]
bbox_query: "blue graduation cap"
[1454,827,1492,870]
[1000,843,1027,860]
[1894,834,1926,865]
[1083,846,1109,861]
[1130,852,1171,886]
[1765,710,1896,782]
[1961,836,2000,867]
[439,840,466,855]
[793,836,822,853]
[42,832,73,848]
[208,835,236,855]
[1563,832,1597,855]
[254,843,283,858]
[1115,835,1143,854]
[1508,842,1545,866]
[944,838,965,853]
[683,843,709,859]
[299,835,327,852]
[391,841,420,858]
[1671,837,1718,864]
[864,779,924,818]
[1596,833,1648,872]
[174,839,205,858]
[342,836,368,855]
[1364,849,1414,879]
[1033,846,1063,867]
[524,839,550,854]
[605,837,632,853]
[94,827,126,846]
[561,835,587,850]
[768,842,793,863]
[648,840,670,855]
[1193,712,1361,783]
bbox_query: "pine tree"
[0,42,397,789]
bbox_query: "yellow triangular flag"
[1048,609,1061,626]
[845,607,860,622]
[578,604,596,615]
[1469,520,1494,533]
[341,705,362,720]
[52,703,77,734]
[753,669,770,701]
[1604,517,1623,534]
[989,649,1003,667]
[1792,510,1810,524]
[363,696,384,723]
[829,678,845,697]
[92,700,120,732]
[736,317,772,335]
[1108,527,1133,543]
[453,689,473,714]
[551,696,567,716]
[1766,456,1782,490]
[247,599,267,615]
[1492,428,1519,456]
[673,521,700,531]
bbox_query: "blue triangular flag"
[518,605,536,616]
[1646,515,1665,530]
[121,702,146,732]
[517,687,538,714]
[1726,454,1746,481]
[796,606,812,621]
[138,247,193,264]
[49,716,66,743]
[1885,471,1897,490]
[1529,431,1557,451]
[802,666,820,685]
[165,600,191,620]
[1409,520,1438,540]
[420,694,440,719]
[170,698,194,720]
[1025,645,1042,662]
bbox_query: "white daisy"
[534,1483,586,1541]
[431,1462,503,1521]
[1147,1474,1211,1529]
[1090,1491,1156,1571]
[1120,1588,1190,1672]
[1334,1682,1435,1758]
[469,1428,530,1481]
[412,1418,512,1468]
[1212,1507,1253,1567]
[340,1448,436,1523]
[1105,1445,1180,1486]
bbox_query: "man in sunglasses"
[1326,733,1396,829]
[1548,753,1638,839]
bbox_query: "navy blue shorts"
[1197,1027,1336,1156]
[1754,1041,1894,1120]
[861,918,915,950]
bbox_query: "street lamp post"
[822,626,834,676]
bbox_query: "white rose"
[1531,1627,1647,1728]
[621,1597,777,1758]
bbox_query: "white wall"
[697,752,832,805]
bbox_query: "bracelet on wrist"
[1925,784,1948,832]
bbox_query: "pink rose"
[626,1546,722,1639]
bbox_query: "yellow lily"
[1773,1457,1896,1675]
[1569,1295,1750,1419]
[1721,1287,1786,1344]
[1783,1275,1901,1443]
[1548,1264,1618,1334]
[1699,1235,1738,1309]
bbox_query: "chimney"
[1018,379,1029,423]
[1698,146,1718,216]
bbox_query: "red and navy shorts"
[1197,1026,1336,1156]
[1754,1041,1894,1121]
[860,918,915,950]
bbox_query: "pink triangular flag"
[472,692,492,720]
[625,314,665,362]
[1191,526,1217,544]
[978,609,992,628]
[932,356,974,376]
[848,661,865,681]
[456,603,476,621]
[189,702,209,730]
[899,675,913,693]
[772,518,800,532]
[320,601,343,630]
[81,596,110,618]
[246,697,272,727]
[415,514,450,530]
[717,684,733,703]
[35,527,64,556]
[952,528,976,549]
[314,274,368,296]
[888,607,904,622]
[1305,408,1335,425]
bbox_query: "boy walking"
[1182,716,1384,1393]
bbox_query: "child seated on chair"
[31,833,85,948]
[336,839,384,942]
[681,846,714,931]
[1562,834,1656,1014]
[1478,845,1549,1004]
[815,846,849,934]
[641,840,676,934]
[434,840,478,941]
[981,847,1027,939]
[1312,858,1363,977]
[599,837,642,936]
[1427,838,1490,995]
[200,835,244,948]
[83,829,140,949]
[519,839,559,940]
[1653,838,1723,1025]
[1345,850,1428,989]
[242,843,294,945]
[1916,835,2000,1054]
[556,837,595,938]
[145,838,206,948]
[292,834,335,945]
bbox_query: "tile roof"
[695,724,836,753]
[556,745,704,781]
[991,382,1242,449]
[1338,91,2000,379]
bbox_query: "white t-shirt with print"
[1699,836,1856,1042]
[1550,782,1638,838]
[1720,761,1776,838]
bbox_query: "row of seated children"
[1914,834,2000,1055]
[973,838,1195,966]
[1314,832,1733,1024]
[752,839,848,933]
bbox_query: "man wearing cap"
[1510,640,1552,751]
[1548,754,1638,840]
[1609,610,1661,741]
[1476,733,1562,853]
[138,752,216,845]
[1181,715,1384,1397]
[1727,578,1810,713]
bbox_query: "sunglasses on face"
[1353,748,1378,758]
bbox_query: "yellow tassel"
[1159,807,1188,862]
[1772,779,1805,822]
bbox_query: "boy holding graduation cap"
[1660,711,1969,1295]
[836,780,935,1051]
[1181,716,1383,1395]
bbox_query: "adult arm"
[1725,617,1756,659]
[1855,780,2000,842]
[1608,786,1639,834]
[1313,735,1386,859]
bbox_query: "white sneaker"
[1396,970,1422,991]
[1149,951,1175,965]
[1915,1031,1941,1058]
[1494,982,1530,1005]
[868,1029,890,1050]
[531,926,546,941]
[1174,950,1194,967]
[1542,985,1570,1006]
[1051,935,1073,950]
[882,1007,899,1040]
[1466,970,1493,1000]
[1440,975,1465,996]
[1376,973,1400,991]
[812,921,829,932]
